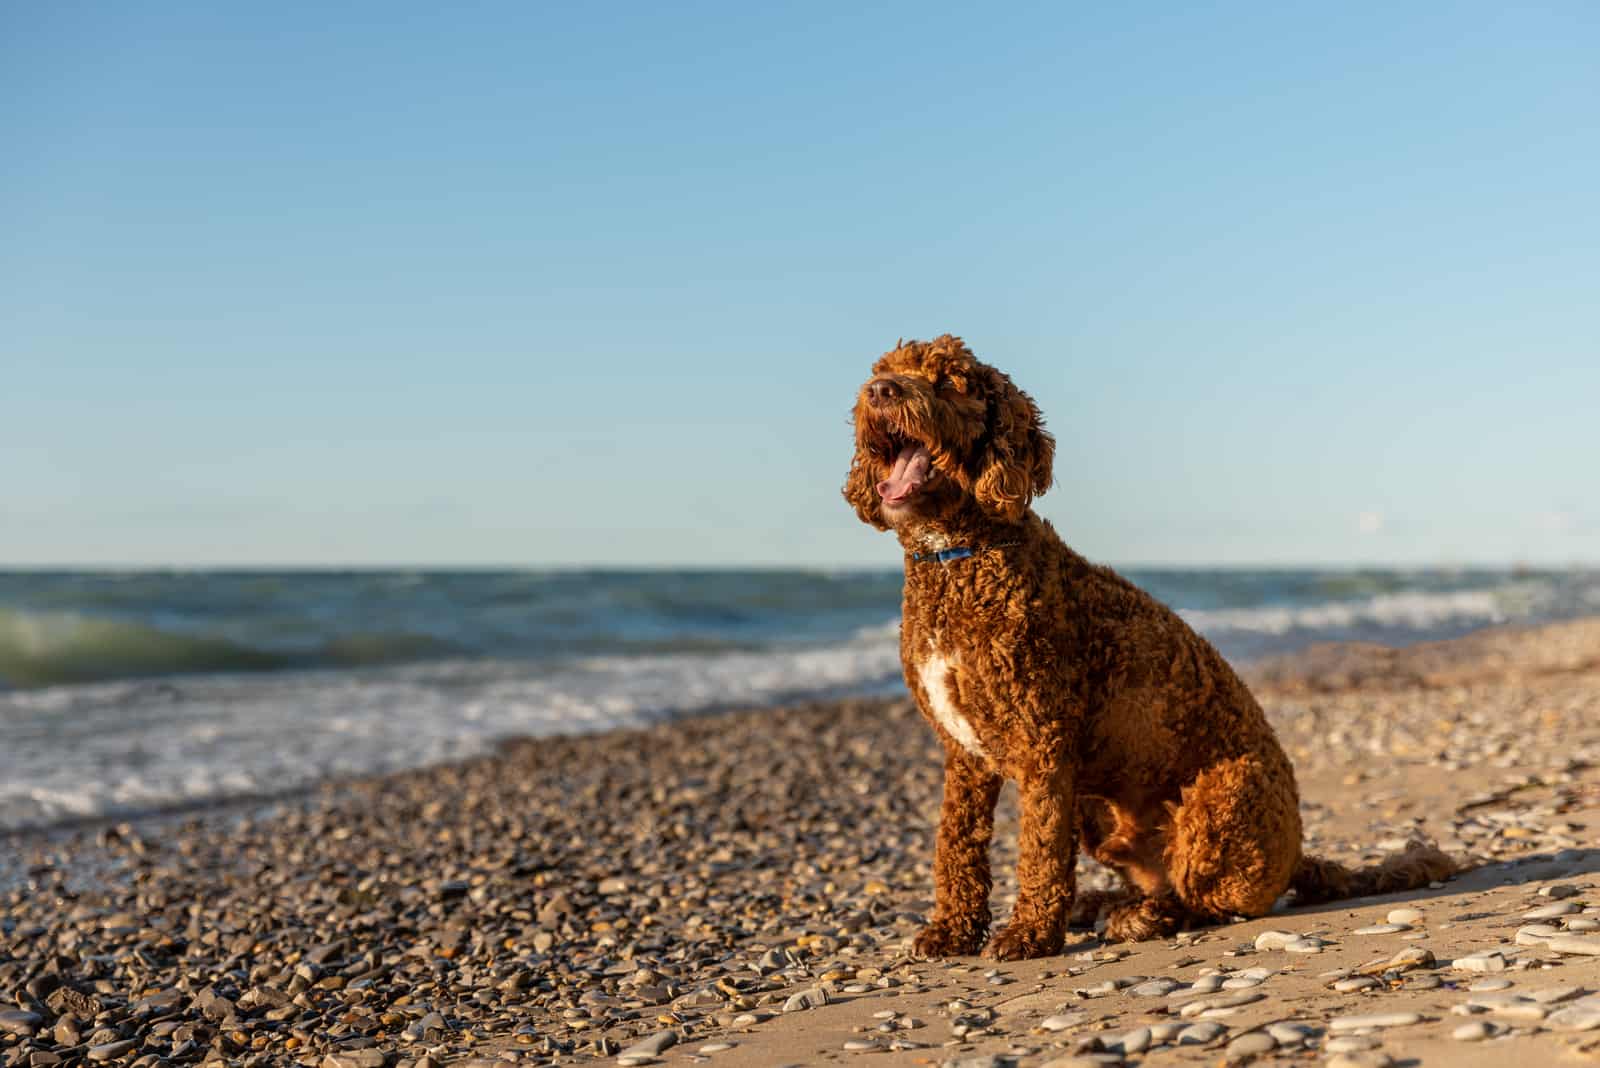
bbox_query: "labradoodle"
[843,335,1455,960]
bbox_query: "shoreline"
[1,619,1599,1067]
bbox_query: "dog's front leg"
[987,757,1076,960]
[913,747,1003,957]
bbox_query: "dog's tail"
[1289,838,1461,906]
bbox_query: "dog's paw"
[984,920,1065,961]
[1103,897,1185,943]
[912,919,987,958]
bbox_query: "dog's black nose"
[866,377,900,407]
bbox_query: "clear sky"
[4,2,1596,568]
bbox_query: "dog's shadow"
[1280,845,1600,922]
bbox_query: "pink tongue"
[877,443,933,502]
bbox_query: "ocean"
[2,567,1596,832]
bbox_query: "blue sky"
[3,2,1596,567]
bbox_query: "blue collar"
[911,546,975,564]
[909,541,1020,564]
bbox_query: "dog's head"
[844,335,1055,531]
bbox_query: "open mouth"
[876,434,936,506]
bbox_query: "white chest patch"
[915,652,988,759]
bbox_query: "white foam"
[0,623,904,831]
[1180,586,1541,636]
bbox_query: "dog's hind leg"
[1080,797,1192,941]
[1163,750,1303,922]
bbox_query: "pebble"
[1549,935,1600,956]
[1041,1013,1087,1031]
[0,1011,43,1037]
[1324,1035,1380,1052]
[1327,1054,1394,1068]
[1386,908,1424,924]
[1452,950,1509,972]
[1328,1012,1424,1031]
[1525,901,1581,919]
[1453,1019,1499,1040]
[616,1030,678,1065]
[843,1039,883,1052]
[1516,925,1560,945]
[697,1043,735,1054]
[1038,1057,1125,1068]
[1333,976,1380,993]
[1178,990,1265,1017]
[1223,1031,1276,1058]
[1267,1021,1315,1044]
[1220,973,1270,990]
[1541,884,1582,898]
[87,1043,139,1064]
[1253,930,1298,951]
[1568,918,1600,931]
[1176,1021,1227,1045]
[1467,978,1513,991]
[1352,924,1410,935]
[783,987,830,1012]
[1284,936,1326,953]
[1129,978,1179,997]
[1529,985,1584,1003]
[1546,1006,1600,1031]
[1115,1027,1151,1054]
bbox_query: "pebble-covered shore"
[3,619,1600,1067]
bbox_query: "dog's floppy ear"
[973,373,1055,521]
[843,422,891,531]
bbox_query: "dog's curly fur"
[844,335,1456,959]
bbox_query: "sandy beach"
[4,618,1600,1068]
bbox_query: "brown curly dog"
[843,335,1456,960]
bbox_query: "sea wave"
[1178,581,1550,637]
[0,625,905,830]
[0,608,459,689]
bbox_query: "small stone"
[1284,937,1325,953]
[1333,976,1379,993]
[1129,978,1179,997]
[1467,978,1513,991]
[597,877,629,895]
[1453,1020,1498,1040]
[1529,985,1584,1004]
[1179,990,1264,1017]
[1517,924,1560,945]
[1176,1021,1226,1045]
[0,1012,43,1037]
[1326,1055,1394,1068]
[1328,1012,1423,1031]
[1266,1021,1313,1044]
[322,1054,388,1068]
[697,1043,734,1054]
[88,1043,140,1064]
[1116,1027,1151,1054]
[1386,908,1424,924]
[1224,1031,1276,1059]
[1353,924,1410,935]
[1451,950,1508,972]
[1546,1005,1600,1031]
[842,1039,882,1052]
[1525,902,1581,919]
[1253,930,1297,951]
[1541,884,1582,898]
[1549,936,1600,956]
[1325,1035,1380,1052]
[783,987,829,1012]
[1040,1013,1086,1032]
[616,1030,678,1064]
